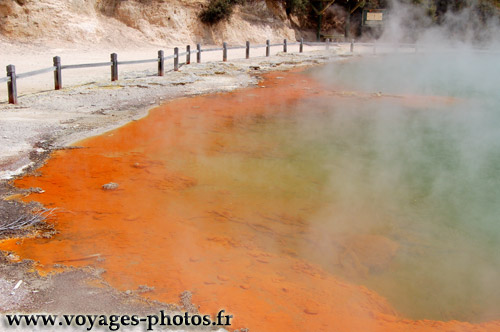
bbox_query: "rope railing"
[118,58,158,66]
[226,45,246,50]
[16,66,56,79]
[304,42,326,46]
[6,38,496,104]
[201,47,224,52]
[62,62,113,70]
[2,38,314,104]
[249,44,267,49]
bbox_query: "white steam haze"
[275,0,500,323]
[193,44,499,321]
[379,0,500,48]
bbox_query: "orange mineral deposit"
[1,71,499,332]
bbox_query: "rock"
[304,307,319,315]
[180,290,198,313]
[217,275,229,281]
[29,187,44,194]
[132,162,146,169]
[102,182,119,190]
[137,285,154,293]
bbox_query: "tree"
[310,0,365,40]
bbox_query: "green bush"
[285,0,309,16]
[199,0,236,25]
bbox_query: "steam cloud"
[292,2,500,322]
[380,0,500,48]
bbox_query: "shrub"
[285,0,309,16]
[199,0,236,25]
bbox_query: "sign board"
[362,9,386,26]
[366,12,383,21]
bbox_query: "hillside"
[1,0,499,47]
[0,0,303,47]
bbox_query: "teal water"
[223,53,500,322]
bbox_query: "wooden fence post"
[186,45,191,65]
[158,50,164,76]
[111,53,118,81]
[326,38,330,50]
[174,47,179,71]
[266,40,270,57]
[197,43,201,63]
[223,42,227,62]
[246,41,250,59]
[53,56,62,90]
[300,38,303,53]
[350,39,354,53]
[283,39,287,53]
[6,65,17,104]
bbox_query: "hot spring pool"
[306,53,500,321]
[3,52,500,330]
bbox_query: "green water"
[171,53,500,322]
[194,54,500,322]
[280,97,500,322]
[306,54,500,321]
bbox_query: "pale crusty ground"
[0,42,354,332]
[0,42,353,180]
